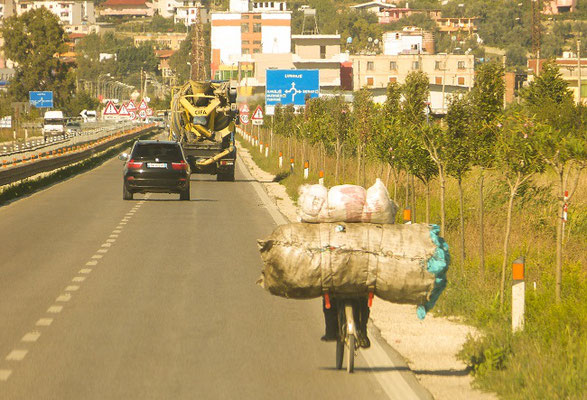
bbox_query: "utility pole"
[578,39,582,104]
[191,6,206,81]
[531,0,542,76]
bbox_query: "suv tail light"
[127,159,143,169]
[172,161,188,170]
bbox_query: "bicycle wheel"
[336,337,344,370]
[347,335,355,373]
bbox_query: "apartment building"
[15,0,95,26]
[174,1,207,26]
[0,0,15,21]
[351,53,475,112]
[152,0,182,18]
[210,7,291,73]
[543,0,576,14]
[382,29,435,55]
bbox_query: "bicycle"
[335,299,358,373]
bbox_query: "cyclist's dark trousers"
[323,297,370,336]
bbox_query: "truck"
[168,80,238,181]
[42,110,65,140]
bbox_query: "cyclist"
[321,297,371,348]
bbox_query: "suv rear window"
[132,143,183,161]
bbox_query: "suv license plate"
[147,162,167,168]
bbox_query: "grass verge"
[237,133,586,400]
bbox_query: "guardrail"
[0,123,157,187]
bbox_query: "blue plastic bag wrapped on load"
[258,223,450,317]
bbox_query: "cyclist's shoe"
[357,331,371,348]
[321,333,338,342]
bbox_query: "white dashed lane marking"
[47,305,63,314]
[1,202,146,382]
[0,370,12,381]
[6,350,27,361]
[21,332,41,343]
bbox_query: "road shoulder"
[237,143,497,400]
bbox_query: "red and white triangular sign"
[103,101,119,115]
[240,104,249,114]
[118,104,130,116]
[126,100,137,111]
[252,106,264,120]
[138,99,148,110]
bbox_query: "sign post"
[239,104,250,125]
[251,105,264,126]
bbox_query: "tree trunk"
[426,181,430,224]
[405,173,410,212]
[479,169,485,275]
[555,169,566,303]
[500,179,519,309]
[458,177,466,270]
[335,138,340,184]
[356,142,362,185]
[410,174,417,223]
[439,168,446,236]
[385,164,392,189]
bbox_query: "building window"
[242,14,249,19]
[241,24,249,33]
[253,48,261,53]
[435,61,442,70]
[320,45,326,59]
[366,77,374,86]
[253,23,261,32]
[242,40,250,45]
[389,61,397,70]
[458,61,466,70]
[253,15,261,19]
[253,40,261,44]
[389,77,397,83]
[458,76,465,85]
[242,48,250,54]
[412,61,419,70]
[435,76,442,85]
[367,61,374,71]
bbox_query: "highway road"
[0,137,430,399]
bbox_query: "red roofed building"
[99,0,153,17]
[155,49,176,78]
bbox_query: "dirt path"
[238,144,497,400]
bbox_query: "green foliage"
[0,8,73,105]
[401,71,429,125]
[521,62,573,108]
[168,29,193,83]
[63,90,100,117]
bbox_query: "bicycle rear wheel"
[347,335,355,373]
[336,338,344,370]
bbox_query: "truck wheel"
[123,183,133,200]
[180,181,190,200]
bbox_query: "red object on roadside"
[324,293,331,310]
[368,292,374,307]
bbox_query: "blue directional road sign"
[265,69,319,107]
[29,91,54,108]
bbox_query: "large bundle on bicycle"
[257,180,449,317]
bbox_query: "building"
[155,49,175,78]
[15,0,95,26]
[210,7,291,75]
[99,0,153,17]
[382,29,435,55]
[152,0,183,18]
[543,0,576,14]
[174,1,207,26]
[291,34,346,88]
[350,1,396,14]
[435,17,478,34]
[350,53,475,113]
[0,0,15,22]
[528,55,587,104]
[378,8,441,24]
[133,32,187,50]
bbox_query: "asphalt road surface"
[0,140,430,400]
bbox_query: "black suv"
[120,140,191,200]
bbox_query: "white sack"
[297,184,328,222]
[362,178,398,224]
[325,185,366,222]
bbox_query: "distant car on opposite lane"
[120,140,191,201]
[65,120,82,135]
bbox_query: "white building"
[383,30,422,55]
[174,1,207,26]
[153,0,183,18]
[210,9,291,67]
[0,0,15,22]
[15,0,95,26]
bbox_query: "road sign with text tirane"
[251,106,264,125]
